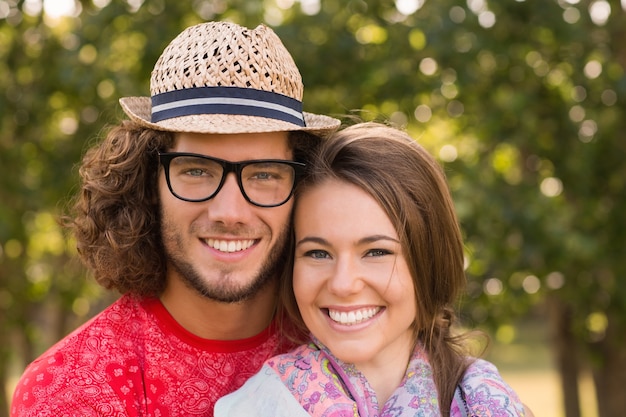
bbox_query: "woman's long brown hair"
[279,122,478,415]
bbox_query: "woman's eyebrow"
[295,236,328,247]
[296,235,400,247]
[358,235,400,245]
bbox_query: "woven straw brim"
[120,97,340,136]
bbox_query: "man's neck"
[159,279,277,340]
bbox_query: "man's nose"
[206,173,253,225]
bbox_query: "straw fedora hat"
[119,22,340,135]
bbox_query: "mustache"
[189,222,261,237]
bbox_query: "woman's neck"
[357,341,414,404]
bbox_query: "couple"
[11,22,529,416]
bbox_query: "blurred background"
[1,0,625,416]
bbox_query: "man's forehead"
[170,131,293,157]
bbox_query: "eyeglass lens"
[164,154,299,207]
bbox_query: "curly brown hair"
[65,120,321,297]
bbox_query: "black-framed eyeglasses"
[159,152,305,208]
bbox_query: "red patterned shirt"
[11,295,285,416]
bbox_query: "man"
[11,21,339,416]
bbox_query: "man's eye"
[246,162,292,182]
[252,172,274,180]
[185,168,206,177]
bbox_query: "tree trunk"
[0,338,8,417]
[549,297,581,417]
[591,313,626,417]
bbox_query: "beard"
[161,213,291,303]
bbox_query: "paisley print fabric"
[11,295,284,417]
[217,339,526,417]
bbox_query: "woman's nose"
[326,257,365,297]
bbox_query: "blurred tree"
[277,1,626,415]
[1,0,624,416]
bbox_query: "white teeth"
[328,307,381,325]
[206,239,254,253]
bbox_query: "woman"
[215,122,528,416]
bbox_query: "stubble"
[161,214,290,303]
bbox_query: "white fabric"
[214,364,310,417]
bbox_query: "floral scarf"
[265,337,525,417]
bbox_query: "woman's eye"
[366,249,392,257]
[304,250,330,259]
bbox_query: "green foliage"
[2,0,625,415]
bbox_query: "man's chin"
[196,273,274,304]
